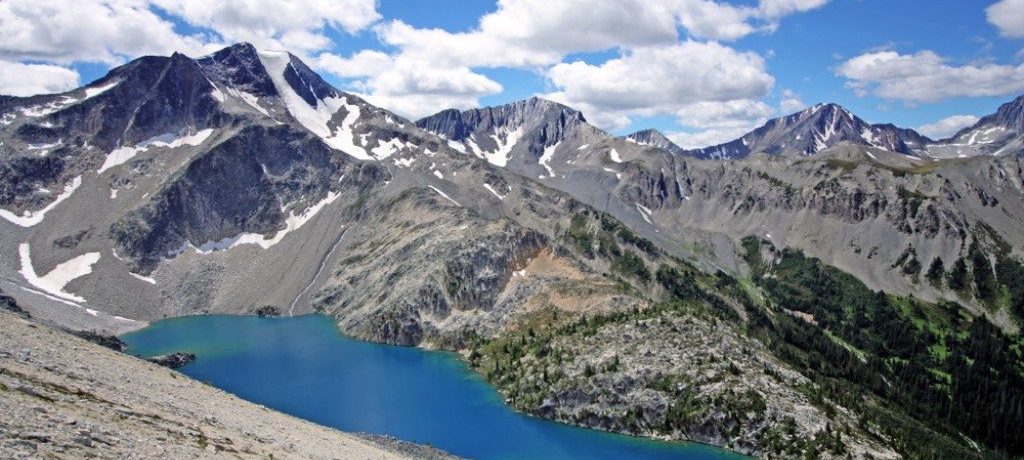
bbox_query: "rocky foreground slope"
[0,308,453,459]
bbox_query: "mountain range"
[2,43,1023,458]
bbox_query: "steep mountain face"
[687,103,931,159]
[622,128,687,155]
[0,44,613,342]
[415,97,610,178]
[926,94,1024,158]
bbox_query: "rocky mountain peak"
[196,42,277,98]
[984,94,1024,131]
[623,129,686,155]
[415,96,586,143]
[926,94,1024,157]
[687,102,929,159]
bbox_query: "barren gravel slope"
[0,310,453,459]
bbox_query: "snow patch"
[258,50,372,161]
[193,191,341,253]
[635,202,654,225]
[539,142,559,177]
[481,127,522,167]
[19,243,100,303]
[83,80,119,99]
[393,156,415,167]
[483,183,506,200]
[210,87,226,103]
[373,137,413,159]
[609,148,622,163]
[129,272,157,285]
[0,176,81,227]
[447,140,467,153]
[603,167,622,180]
[578,144,589,150]
[433,170,444,179]
[225,87,269,116]
[98,129,214,174]
[428,185,461,207]
[19,96,78,117]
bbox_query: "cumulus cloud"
[916,114,980,140]
[0,0,215,64]
[673,0,829,40]
[667,127,754,149]
[837,50,1024,102]
[675,100,774,129]
[759,0,829,18]
[0,60,79,96]
[314,0,828,123]
[541,42,774,130]
[986,0,1024,38]
[663,99,774,148]
[779,89,806,113]
[152,0,380,54]
[318,50,503,118]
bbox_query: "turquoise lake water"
[121,314,743,460]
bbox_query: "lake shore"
[0,310,456,459]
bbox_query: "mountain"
[414,97,605,179]
[419,99,1024,317]
[622,128,687,155]
[686,103,932,159]
[926,94,1024,158]
[4,43,1024,458]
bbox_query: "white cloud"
[541,42,774,130]
[986,0,1024,38]
[759,0,829,18]
[916,114,980,140]
[837,50,1024,102]
[672,0,756,41]
[0,0,215,65]
[152,0,380,54]
[779,89,806,113]
[664,99,774,148]
[317,50,503,119]
[313,0,827,122]
[675,99,774,129]
[667,126,754,149]
[372,0,679,70]
[673,0,829,40]
[0,60,79,96]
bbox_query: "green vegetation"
[468,204,1024,458]
[925,257,944,286]
[969,241,998,304]
[896,186,930,218]
[741,236,1024,457]
[563,211,655,283]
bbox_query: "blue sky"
[5,0,1024,146]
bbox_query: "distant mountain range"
[2,42,1023,458]
[615,98,1024,160]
